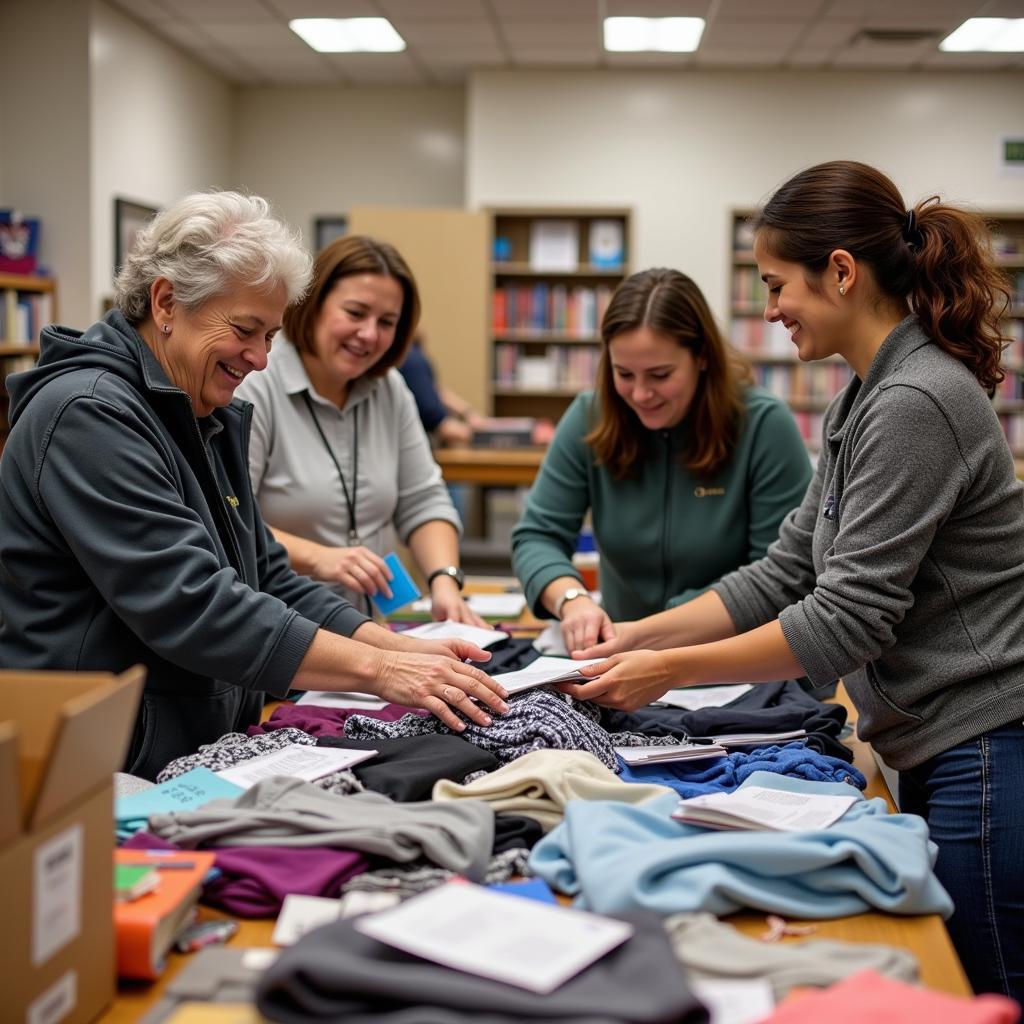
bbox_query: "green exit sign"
[1000,136,1024,173]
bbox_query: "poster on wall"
[114,198,160,277]
[314,215,348,252]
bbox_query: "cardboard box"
[0,667,143,1024]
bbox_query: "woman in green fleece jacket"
[511,268,812,653]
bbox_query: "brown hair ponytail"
[755,160,1010,393]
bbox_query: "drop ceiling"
[108,0,1024,85]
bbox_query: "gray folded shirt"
[148,775,495,881]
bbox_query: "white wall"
[467,69,1024,324]
[90,1,234,317]
[232,86,465,246]
[0,0,92,326]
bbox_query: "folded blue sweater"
[529,772,952,921]
[617,742,866,797]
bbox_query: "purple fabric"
[123,831,369,917]
[247,702,427,738]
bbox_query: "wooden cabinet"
[489,208,631,421]
[0,272,56,449]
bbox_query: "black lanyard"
[302,392,361,546]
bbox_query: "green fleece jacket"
[512,388,812,621]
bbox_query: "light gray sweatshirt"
[714,316,1024,770]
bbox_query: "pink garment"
[762,970,1020,1024]
[122,831,369,918]
[247,701,427,738]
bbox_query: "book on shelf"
[114,848,218,980]
[528,220,579,272]
[672,784,857,833]
[588,219,625,268]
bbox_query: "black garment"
[600,680,852,761]
[478,636,542,675]
[0,310,368,779]
[492,814,544,853]
[316,735,499,801]
[256,909,708,1024]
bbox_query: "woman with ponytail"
[568,161,1024,1000]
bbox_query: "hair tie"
[902,208,922,249]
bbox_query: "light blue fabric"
[617,742,866,797]
[529,772,952,920]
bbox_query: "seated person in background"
[512,267,812,654]
[236,236,486,627]
[0,192,506,779]
[399,333,481,446]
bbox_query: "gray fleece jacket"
[714,316,1024,770]
[0,311,369,779]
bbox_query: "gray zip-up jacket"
[0,311,369,778]
[713,316,1024,770]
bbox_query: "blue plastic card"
[372,552,422,617]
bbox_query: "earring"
[838,284,846,297]
[162,324,171,334]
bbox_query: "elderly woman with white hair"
[0,191,507,779]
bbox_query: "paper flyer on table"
[215,744,377,788]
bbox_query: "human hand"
[572,619,639,660]
[436,417,474,446]
[372,648,508,731]
[430,578,490,629]
[557,649,676,710]
[560,597,615,654]
[313,545,393,597]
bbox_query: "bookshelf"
[0,272,55,450]
[489,208,631,420]
[728,211,1024,469]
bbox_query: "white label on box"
[27,970,77,1024]
[32,824,83,966]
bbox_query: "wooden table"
[99,683,969,1022]
[434,446,545,487]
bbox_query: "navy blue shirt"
[399,343,448,433]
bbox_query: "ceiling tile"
[702,18,810,48]
[832,39,936,65]
[146,19,217,48]
[163,0,269,20]
[202,21,304,49]
[501,19,601,46]
[491,0,598,18]
[107,0,175,22]
[983,0,1024,14]
[264,0,378,16]
[923,50,1024,67]
[693,48,787,66]
[604,0,712,14]
[716,0,823,14]
[605,51,696,66]
[798,20,859,48]
[786,49,831,67]
[378,0,489,17]
[321,51,425,83]
[508,48,601,64]
[413,45,506,64]
[396,20,500,47]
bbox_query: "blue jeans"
[899,719,1024,1003]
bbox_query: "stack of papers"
[398,620,510,649]
[214,744,377,789]
[492,656,605,695]
[614,743,728,766]
[672,784,857,832]
[693,730,807,748]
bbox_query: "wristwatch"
[427,565,465,591]
[554,587,589,618]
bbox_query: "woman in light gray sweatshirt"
[566,161,1024,1002]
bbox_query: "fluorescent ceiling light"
[940,18,1024,52]
[289,18,405,53]
[603,17,705,53]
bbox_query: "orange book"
[114,848,217,980]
